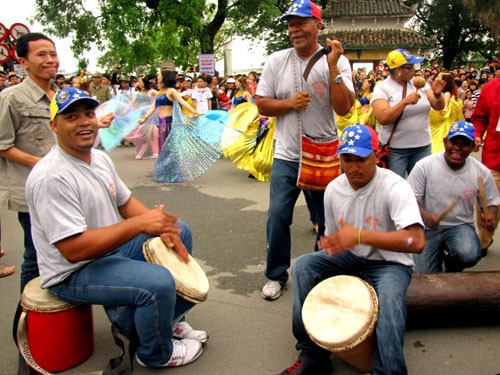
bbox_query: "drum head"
[143,237,209,303]
[21,277,74,312]
[302,275,378,352]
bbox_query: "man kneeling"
[26,87,206,368]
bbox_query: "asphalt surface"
[1,147,500,375]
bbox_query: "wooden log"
[406,271,500,328]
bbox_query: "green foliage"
[33,0,292,72]
[410,0,500,69]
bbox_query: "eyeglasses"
[401,65,415,71]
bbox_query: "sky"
[1,0,268,75]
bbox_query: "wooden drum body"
[143,237,209,303]
[20,277,94,373]
[302,275,378,373]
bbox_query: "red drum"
[19,277,94,373]
[143,237,209,303]
[302,275,379,373]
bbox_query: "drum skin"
[143,237,209,303]
[406,271,500,327]
[302,275,378,373]
[21,277,94,372]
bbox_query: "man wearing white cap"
[282,124,425,374]
[257,0,355,300]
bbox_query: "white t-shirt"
[191,87,213,114]
[26,146,131,288]
[256,47,355,162]
[407,153,500,228]
[324,167,423,268]
[372,76,431,148]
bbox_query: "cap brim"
[407,56,425,65]
[58,97,100,115]
[447,133,475,142]
[335,148,374,157]
[280,13,316,21]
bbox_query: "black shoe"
[278,360,332,375]
[482,239,494,257]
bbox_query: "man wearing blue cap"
[25,87,207,368]
[257,0,355,300]
[408,120,500,272]
[282,124,425,374]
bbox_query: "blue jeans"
[18,212,39,293]
[265,159,325,283]
[292,251,412,375]
[389,144,431,178]
[414,224,481,272]
[50,221,195,367]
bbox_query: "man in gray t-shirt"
[26,88,206,368]
[257,0,355,301]
[408,121,500,272]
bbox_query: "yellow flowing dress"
[430,97,464,154]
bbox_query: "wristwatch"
[334,75,343,84]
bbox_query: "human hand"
[474,137,482,151]
[160,232,190,263]
[422,211,440,229]
[293,91,312,111]
[317,217,357,256]
[98,112,114,128]
[403,91,421,105]
[325,37,344,67]
[430,76,446,96]
[138,204,181,236]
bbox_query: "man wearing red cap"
[256,0,355,301]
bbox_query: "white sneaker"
[136,338,203,367]
[262,280,282,300]
[173,320,209,343]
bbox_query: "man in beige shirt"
[0,32,59,292]
[89,71,112,103]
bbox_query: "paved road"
[1,147,499,374]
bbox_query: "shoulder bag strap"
[386,83,408,146]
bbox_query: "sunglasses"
[401,65,415,71]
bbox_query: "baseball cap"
[385,49,425,69]
[226,77,236,83]
[280,0,322,22]
[446,120,475,142]
[336,124,379,157]
[50,87,99,120]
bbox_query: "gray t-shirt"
[26,146,131,288]
[371,76,431,148]
[256,47,354,162]
[407,153,500,228]
[324,167,423,268]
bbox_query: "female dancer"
[231,76,254,108]
[138,70,198,151]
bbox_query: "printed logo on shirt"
[109,183,117,201]
[462,188,476,202]
[309,81,328,98]
[364,216,381,230]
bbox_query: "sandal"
[0,264,15,278]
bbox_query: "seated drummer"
[25,87,206,368]
[281,124,424,375]
[407,120,500,272]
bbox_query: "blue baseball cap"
[50,87,99,120]
[336,124,379,157]
[447,120,475,142]
[280,0,322,22]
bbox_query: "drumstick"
[436,197,459,222]
[478,177,491,220]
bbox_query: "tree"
[409,0,499,69]
[33,0,283,72]
[462,0,500,41]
